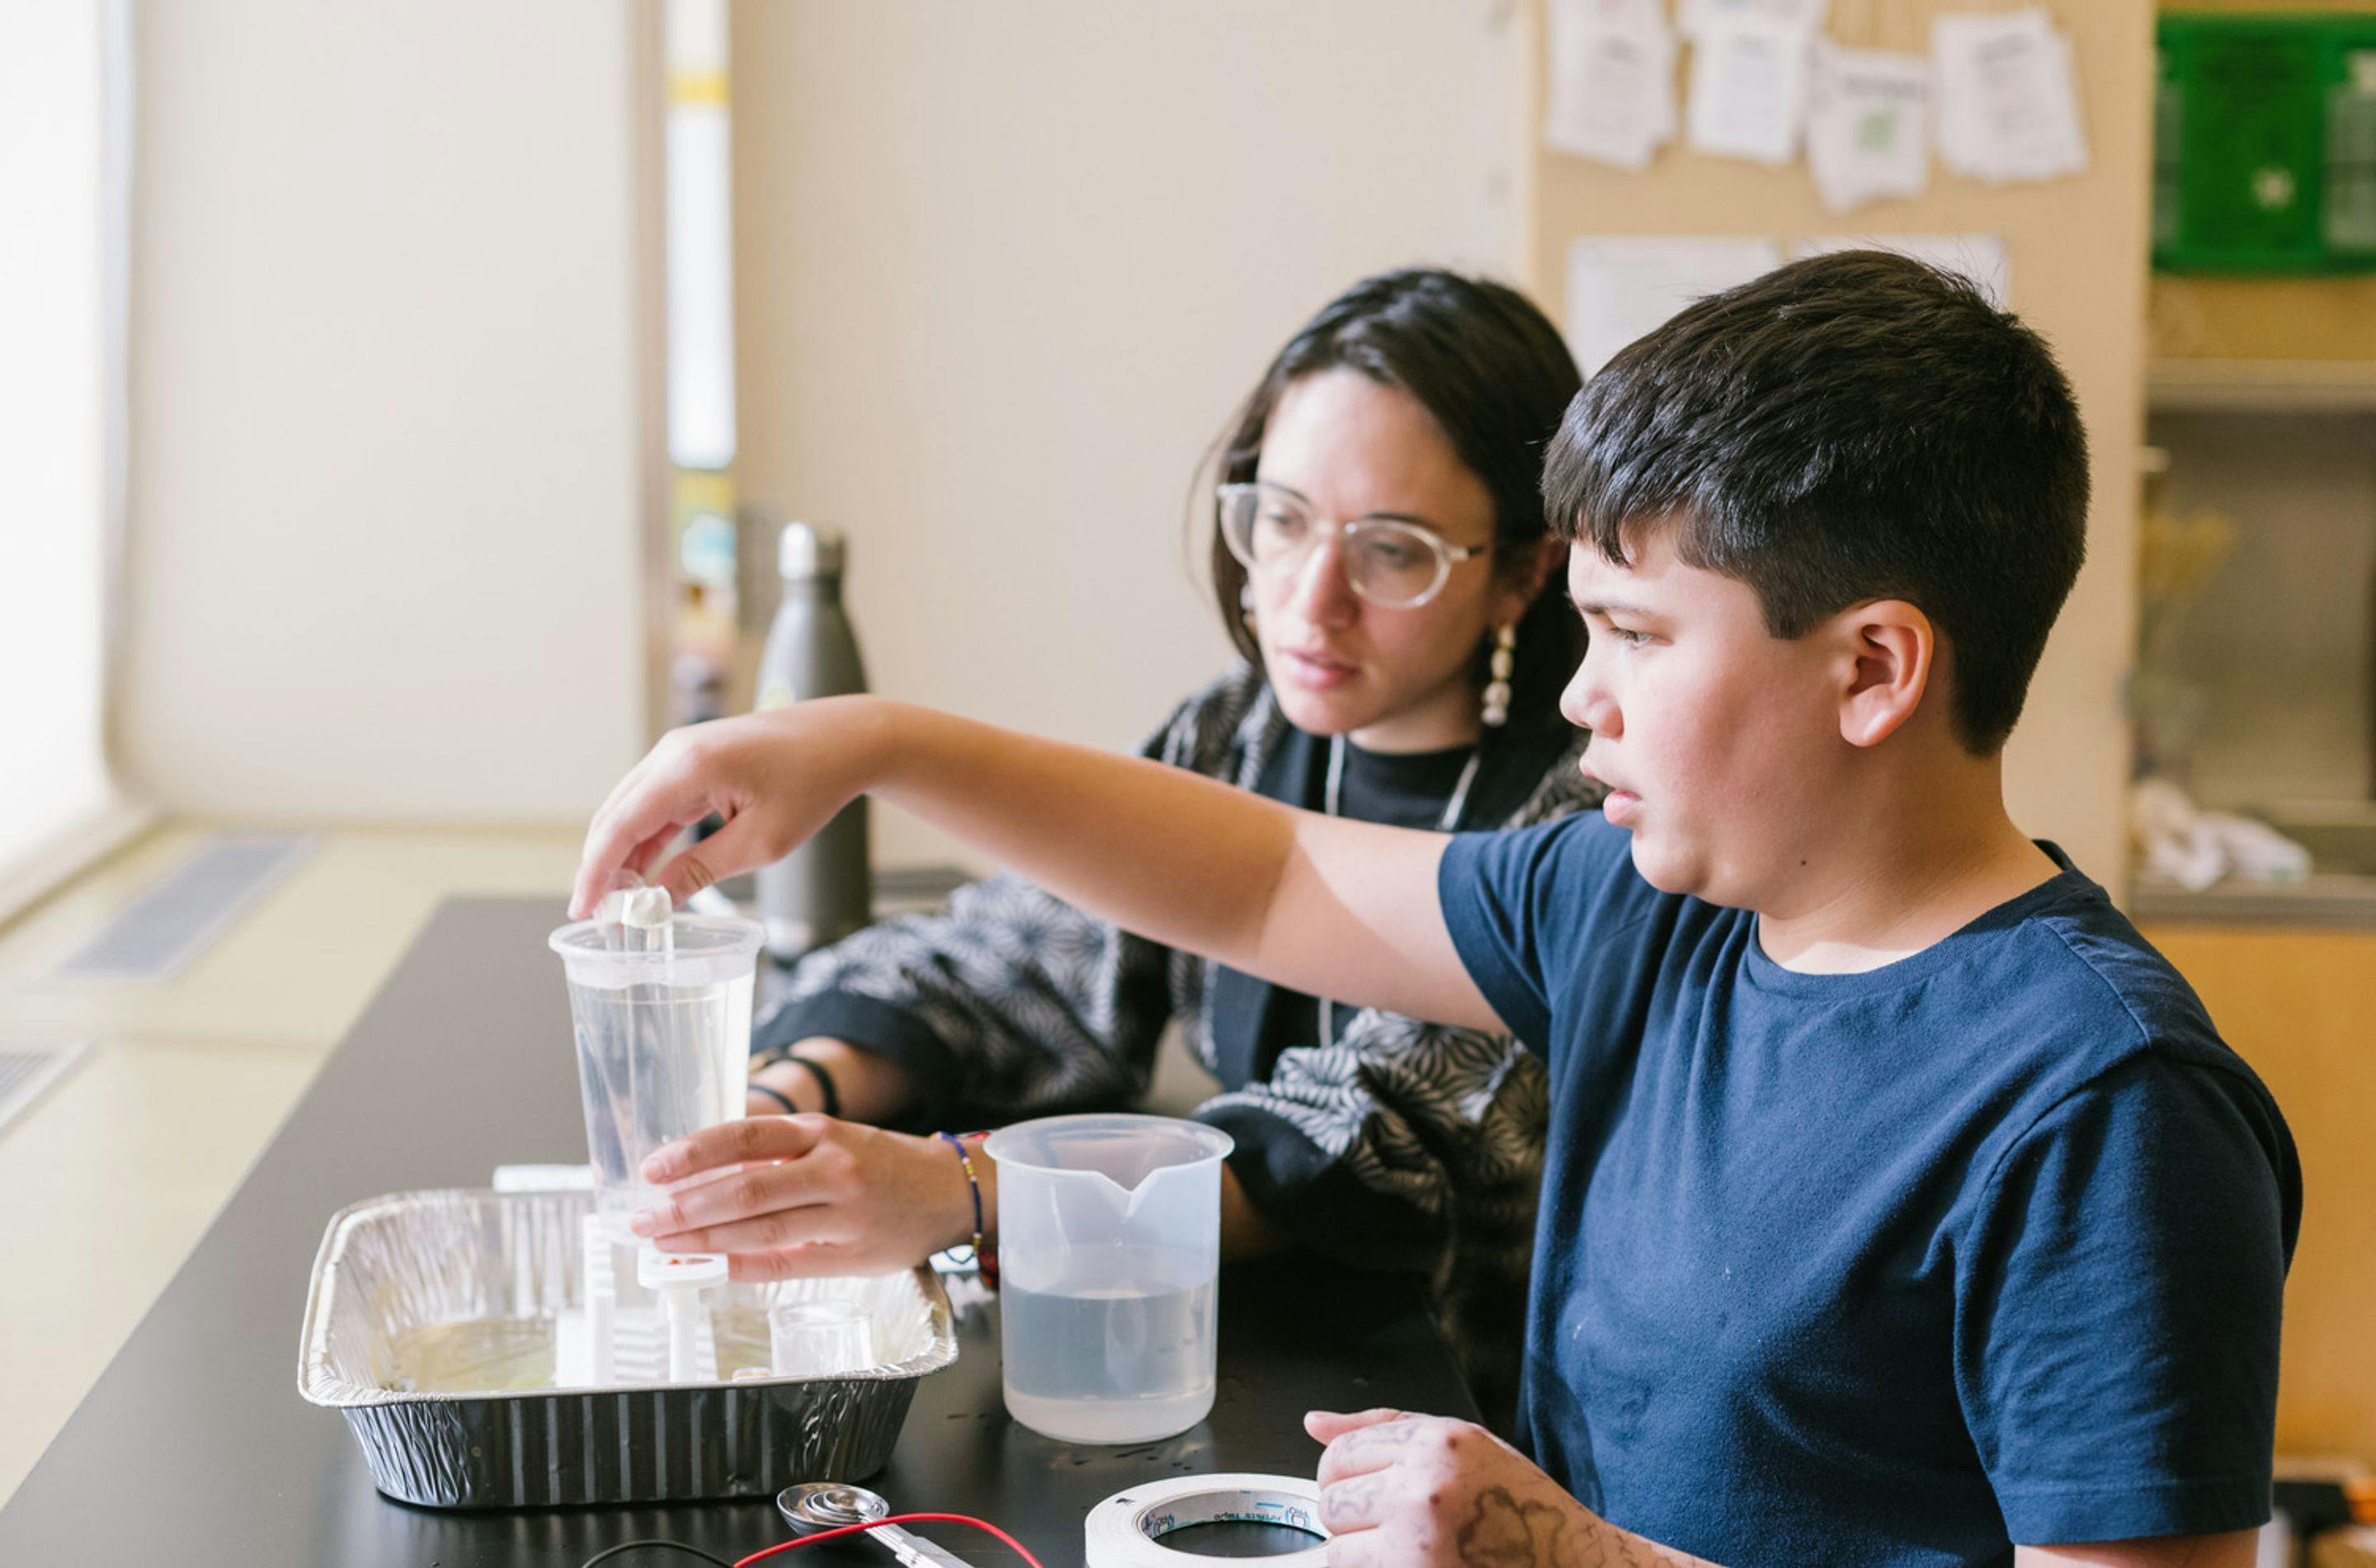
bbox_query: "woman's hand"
[1306,1409,1718,1568]
[627,1114,982,1281]
[570,698,892,920]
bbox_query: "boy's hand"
[570,698,887,920]
[1306,1410,1717,1568]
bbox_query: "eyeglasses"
[1217,482,1488,610]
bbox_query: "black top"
[1196,713,1579,1296]
[1208,715,1575,1095]
[1333,737,1482,827]
[1239,736,1478,1067]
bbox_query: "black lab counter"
[0,897,1475,1566]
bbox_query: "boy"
[578,252,2298,1566]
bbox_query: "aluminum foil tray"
[297,1188,957,1509]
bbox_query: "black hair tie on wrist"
[748,1080,798,1117]
[782,1053,842,1119]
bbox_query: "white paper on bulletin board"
[1933,8,2087,186]
[1544,0,1678,170]
[1565,237,1784,376]
[1791,233,2009,308]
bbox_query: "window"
[0,0,129,899]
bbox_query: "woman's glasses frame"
[1217,480,1488,610]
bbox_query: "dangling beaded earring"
[1481,624,1516,728]
[1238,582,1256,624]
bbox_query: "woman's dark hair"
[1202,268,1586,736]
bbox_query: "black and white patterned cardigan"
[756,662,1601,1424]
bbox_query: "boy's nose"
[1560,662,1619,738]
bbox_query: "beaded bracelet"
[934,1131,998,1288]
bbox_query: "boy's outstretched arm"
[571,697,1506,1035]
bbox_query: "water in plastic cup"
[983,1114,1233,1443]
[768,1300,876,1377]
[548,912,763,1231]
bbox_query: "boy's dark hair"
[1206,268,1586,736]
[1542,250,2088,755]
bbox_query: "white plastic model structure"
[552,1212,731,1387]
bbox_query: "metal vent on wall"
[0,1042,89,1137]
[54,833,314,981]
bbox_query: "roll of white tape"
[1086,1474,1330,1568]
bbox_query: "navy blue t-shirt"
[1440,812,2300,1566]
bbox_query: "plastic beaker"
[549,912,764,1232]
[982,1113,1233,1443]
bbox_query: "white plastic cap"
[779,521,846,580]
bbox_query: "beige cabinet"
[2143,924,2376,1460]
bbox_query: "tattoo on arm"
[1454,1488,1721,1568]
[1456,1486,1572,1568]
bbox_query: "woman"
[680,269,1597,1422]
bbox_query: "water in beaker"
[983,1114,1233,1443]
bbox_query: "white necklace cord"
[1316,732,1482,1045]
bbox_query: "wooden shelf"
[2147,359,2376,413]
[2133,871,2376,930]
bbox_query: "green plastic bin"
[2155,12,2376,274]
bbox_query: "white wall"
[730,1,1529,869]
[118,0,651,823]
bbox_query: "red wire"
[733,1510,1049,1568]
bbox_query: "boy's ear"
[1835,599,1935,750]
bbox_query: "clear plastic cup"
[549,911,764,1231]
[983,1114,1233,1444]
[768,1300,876,1377]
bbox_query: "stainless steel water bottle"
[753,522,871,960]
